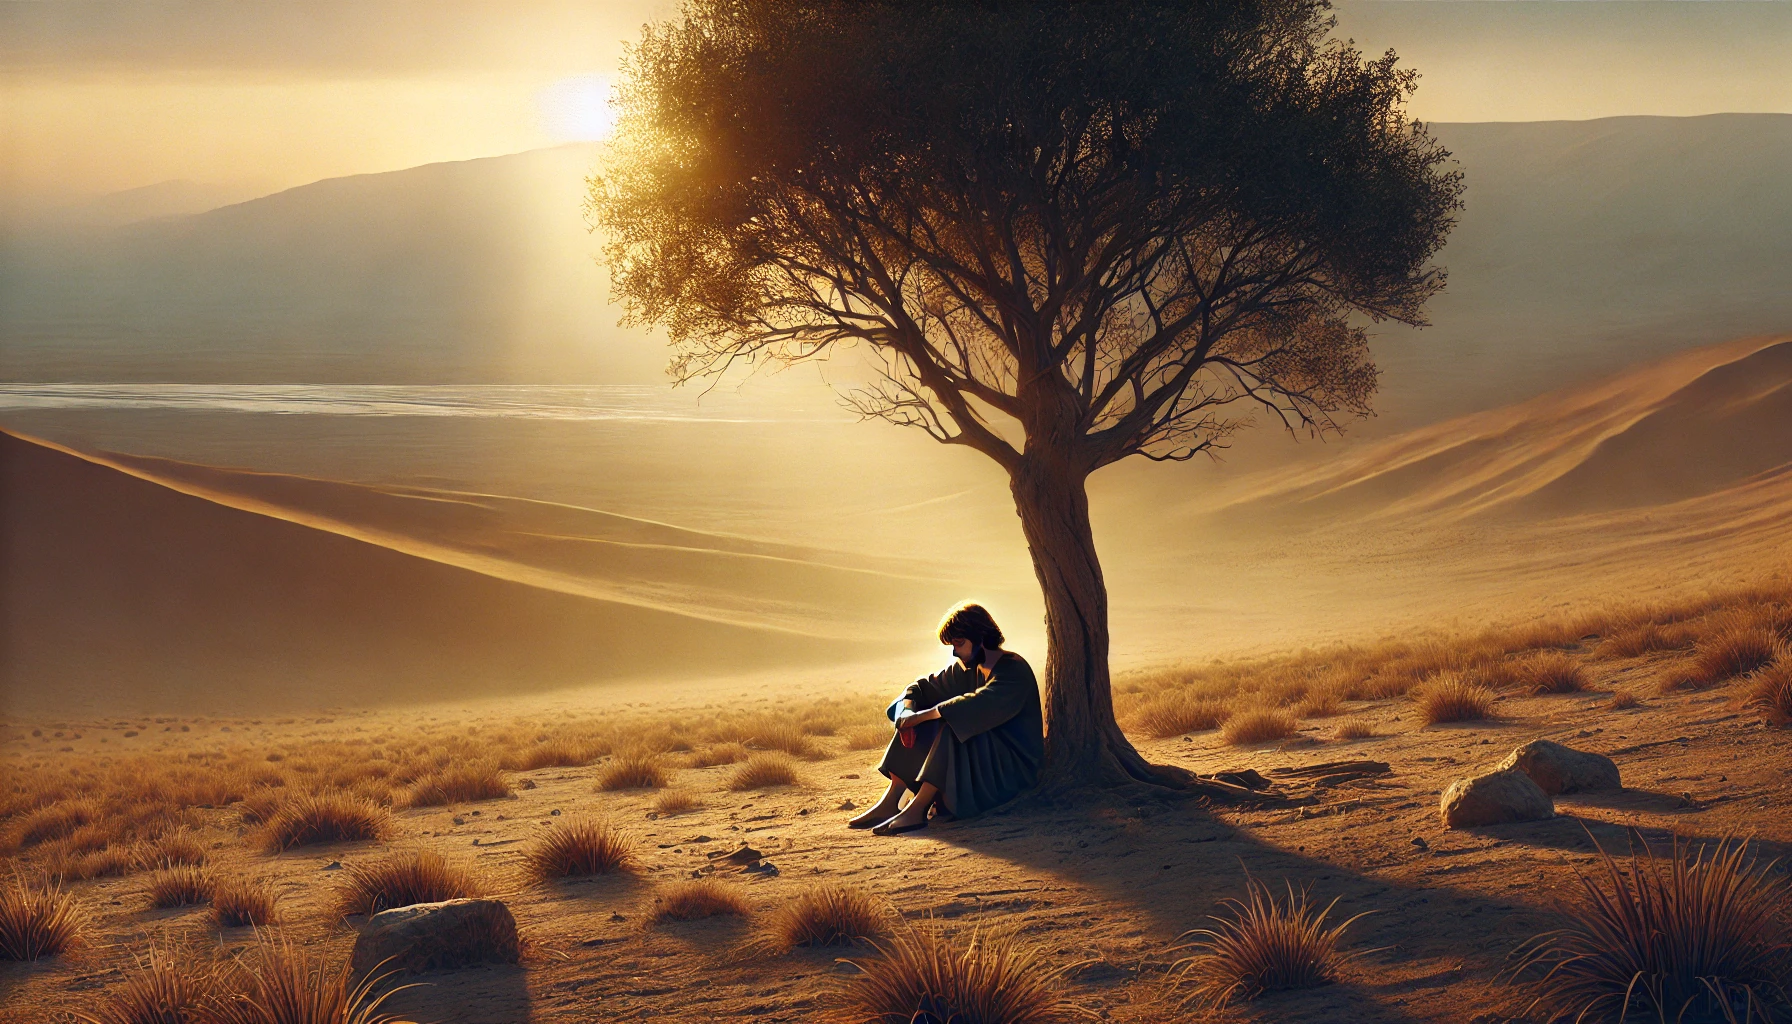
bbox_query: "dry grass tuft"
[141,828,207,869]
[1602,621,1698,659]
[259,792,392,852]
[212,877,279,928]
[1688,622,1781,686]
[1746,661,1792,726]
[1133,693,1231,738]
[843,725,893,751]
[334,850,485,918]
[15,798,98,848]
[69,943,215,1024]
[594,750,670,791]
[1332,717,1378,741]
[404,762,510,807]
[1293,689,1344,719]
[747,723,825,760]
[507,736,603,771]
[767,885,888,951]
[727,752,802,791]
[1169,877,1369,1010]
[1220,708,1298,746]
[652,879,751,922]
[837,918,1082,1024]
[45,844,142,882]
[1517,652,1588,694]
[1413,675,1497,725]
[522,818,635,881]
[1510,833,1791,1024]
[207,932,419,1024]
[684,742,749,768]
[653,790,702,816]
[147,865,215,908]
[0,874,85,960]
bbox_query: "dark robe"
[876,651,1043,818]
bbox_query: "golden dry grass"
[594,750,670,791]
[1601,620,1698,659]
[652,790,702,816]
[140,828,207,869]
[1516,651,1588,694]
[1745,661,1792,726]
[746,722,825,761]
[258,793,392,852]
[403,761,510,807]
[1685,619,1781,687]
[1169,877,1368,1010]
[334,850,486,918]
[727,752,802,791]
[837,919,1082,1024]
[766,884,888,951]
[69,943,213,1024]
[0,874,84,960]
[1131,692,1231,738]
[652,879,751,922]
[1607,689,1642,710]
[522,818,635,881]
[1413,675,1497,725]
[1510,834,1791,1023]
[684,742,750,768]
[212,877,278,928]
[206,932,420,1024]
[843,725,893,751]
[1220,708,1297,746]
[1332,717,1377,740]
[146,865,214,908]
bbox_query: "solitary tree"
[591,0,1462,794]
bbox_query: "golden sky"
[4,1,1789,205]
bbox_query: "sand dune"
[1202,335,1792,525]
[0,430,935,716]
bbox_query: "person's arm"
[887,665,955,724]
[931,658,1034,740]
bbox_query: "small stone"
[1410,837,1428,850]
[743,861,779,876]
[323,861,342,871]
[837,800,856,811]
[610,912,626,922]
[713,845,763,865]
[452,816,466,826]
[1441,769,1554,828]
[840,774,860,779]
[550,809,561,816]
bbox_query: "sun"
[537,74,618,142]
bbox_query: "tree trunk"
[1008,455,1167,791]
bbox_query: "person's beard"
[959,643,985,668]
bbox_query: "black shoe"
[871,817,928,836]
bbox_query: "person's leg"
[879,781,940,829]
[848,774,909,828]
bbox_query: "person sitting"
[848,602,1043,835]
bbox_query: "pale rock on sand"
[1496,739,1621,796]
[350,898,519,976]
[1439,768,1554,828]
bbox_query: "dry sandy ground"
[5,659,1787,1024]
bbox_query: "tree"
[590,0,1463,794]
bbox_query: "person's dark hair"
[937,603,1004,649]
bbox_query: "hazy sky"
[4,0,1790,204]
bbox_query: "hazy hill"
[5,116,1792,427]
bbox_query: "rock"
[1440,769,1554,828]
[1410,837,1428,850]
[743,861,779,876]
[712,845,762,864]
[837,799,856,811]
[1497,739,1621,795]
[350,899,519,977]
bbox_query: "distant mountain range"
[5,116,1792,429]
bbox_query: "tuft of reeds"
[522,818,635,881]
[15,798,98,848]
[837,918,1082,1024]
[1509,832,1791,1024]
[594,750,670,791]
[652,879,751,922]
[1169,877,1370,1010]
[334,850,485,918]
[767,885,887,951]
[212,878,279,928]
[1133,693,1232,738]
[684,742,749,768]
[843,726,894,751]
[1332,717,1377,741]
[403,762,510,807]
[1746,661,1792,726]
[1687,623,1781,686]
[141,828,207,869]
[147,865,215,908]
[652,790,701,816]
[1413,675,1497,725]
[205,932,419,1024]
[1220,708,1297,746]
[747,723,824,760]
[259,793,392,852]
[1602,621,1697,659]
[727,752,802,791]
[0,873,85,960]
[1518,652,1588,695]
[69,943,214,1024]
[1607,689,1641,710]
